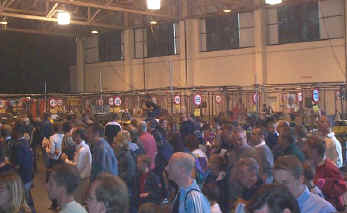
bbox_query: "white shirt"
[325,132,343,168]
[210,203,222,213]
[59,200,87,213]
[65,141,92,179]
[48,133,64,160]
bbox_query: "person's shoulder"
[60,201,88,213]
[309,192,336,213]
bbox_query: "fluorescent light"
[0,17,8,25]
[223,9,232,13]
[57,11,70,25]
[147,0,160,10]
[91,30,99,34]
[265,0,282,5]
[150,20,158,25]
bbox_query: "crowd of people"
[0,107,346,213]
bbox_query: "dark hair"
[303,162,315,181]
[52,164,80,195]
[184,134,200,152]
[307,136,326,159]
[73,128,86,141]
[94,173,129,213]
[62,122,72,134]
[274,155,303,179]
[246,184,300,213]
[89,123,104,137]
[13,122,26,136]
[111,113,119,121]
[202,183,220,202]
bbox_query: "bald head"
[169,152,195,175]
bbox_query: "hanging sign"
[253,93,258,104]
[0,100,5,109]
[297,92,303,102]
[312,89,320,103]
[194,94,202,106]
[108,97,114,106]
[216,95,222,104]
[194,108,201,117]
[49,99,57,108]
[114,96,122,106]
[174,96,181,105]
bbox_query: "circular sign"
[174,96,181,105]
[114,96,122,106]
[194,94,202,106]
[49,99,57,108]
[312,89,320,103]
[0,100,5,109]
[108,97,114,106]
[216,95,222,104]
[297,92,303,102]
[97,98,103,106]
[253,93,258,104]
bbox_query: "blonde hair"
[114,130,130,150]
[0,172,29,213]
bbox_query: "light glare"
[265,0,282,5]
[147,0,161,10]
[57,11,70,25]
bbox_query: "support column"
[75,37,85,92]
[254,0,267,111]
[123,29,134,91]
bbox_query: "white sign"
[114,96,122,106]
[0,100,5,109]
[174,96,181,105]
[108,97,114,106]
[216,95,222,104]
[194,94,202,106]
[49,99,57,108]
[312,89,320,103]
[253,93,258,104]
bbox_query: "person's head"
[184,134,200,152]
[0,172,27,213]
[246,184,300,213]
[1,124,12,138]
[295,125,307,139]
[231,127,247,149]
[87,173,128,213]
[110,113,119,122]
[87,123,104,143]
[159,119,168,130]
[138,121,147,134]
[12,122,26,139]
[317,120,331,136]
[72,128,86,145]
[166,152,195,187]
[138,203,159,213]
[62,121,72,134]
[137,155,152,173]
[305,136,326,166]
[47,164,80,204]
[114,130,130,150]
[250,127,265,146]
[208,154,225,176]
[273,155,305,198]
[266,121,276,134]
[235,157,260,189]
[276,121,290,136]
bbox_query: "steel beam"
[0,11,124,29]
[47,3,59,18]
[52,0,175,19]
[3,27,74,37]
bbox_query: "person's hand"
[140,193,149,198]
[60,153,67,161]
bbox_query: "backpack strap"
[184,188,201,211]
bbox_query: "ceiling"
[0,0,324,37]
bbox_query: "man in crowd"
[87,123,118,181]
[104,113,122,144]
[166,152,210,213]
[87,173,129,213]
[47,164,87,213]
[273,155,336,213]
[138,121,157,170]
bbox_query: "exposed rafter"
[89,0,114,23]
[47,3,59,18]
[52,0,175,19]
[3,27,74,37]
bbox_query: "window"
[278,2,320,44]
[99,30,123,62]
[201,14,240,51]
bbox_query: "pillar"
[123,29,134,91]
[75,37,85,92]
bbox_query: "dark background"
[0,31,76,93]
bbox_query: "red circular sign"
[114,96,122,106]
[216,95,222,104]
[174,96,181,105]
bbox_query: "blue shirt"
[297,187,336,213]
[177,180,210,213]
[91,138,118,181]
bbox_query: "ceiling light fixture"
[223,9,232,13]
[146,0,161,10]
[0,17,8,25]
[150,20,158,25]
[57,10,71,25]
[91,30,99,34]
[265,0,282,5]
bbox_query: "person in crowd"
[304,136,347,211]
[104,113,122,145]
[87,173,129,213]
[0,145,12,173]
[61,121,75,161]
[246,184,300,213]
[46,164,87,213]
[30,119,41,172]
[295,125,308,152]
[1,124,14,162]
[202,183,222,213]
[0,171,31,213]
[166,152,210,213]
[317,120,343,168]
[228,157,264,211]
[40,112,53,140]
[249,126,274,184]
[61,128,92,204]
[11,122,36,213]
[179,114,195,139]
[138,121,157,170]
[274,132,305,162]
[46,122,64,168]
[135,155,165,207]
[273,155,336,213]
[303,162,324,198]
[87,123,118,181]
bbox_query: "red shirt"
[139,132,158,169]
